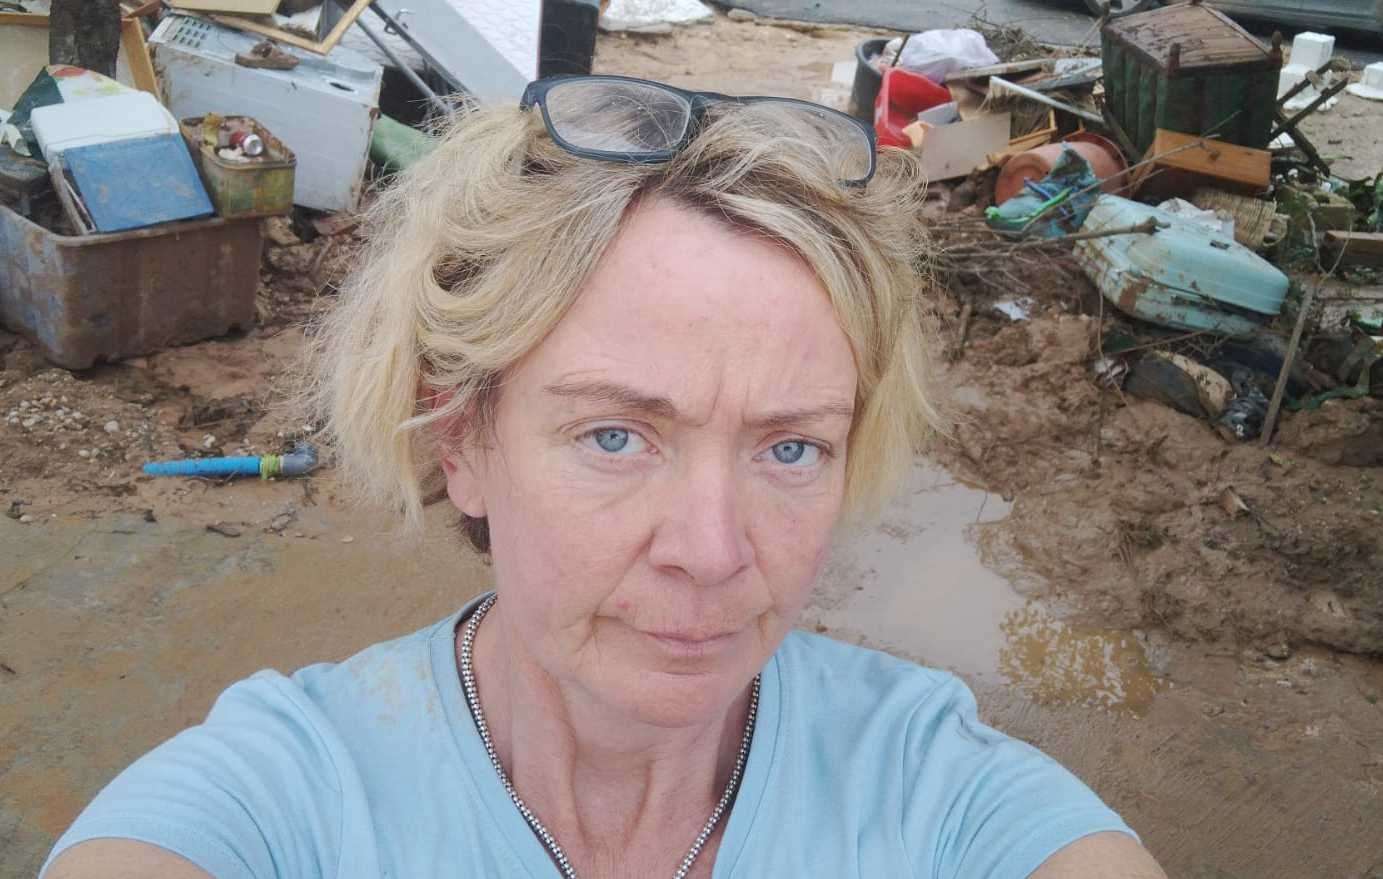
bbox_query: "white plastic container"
[149,13,383,212]
[31,91,179,158]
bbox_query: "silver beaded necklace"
[459,594,760,879]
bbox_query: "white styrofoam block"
[31,92,179,158]
[1277,64,1308,98]
[1289,32,1335,71]
[1346,62,1383,101]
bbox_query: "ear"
[441,448,487,519]
[428,385,488,519]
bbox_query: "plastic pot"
[995,136,1129,205]
[849,38,890,123]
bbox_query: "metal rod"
[1275,60,1335,108]
[355,11,451,117]
[367,3,465,94]
[1270,76,1350,141]
[989,77,1105,125]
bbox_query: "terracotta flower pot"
[995,134,1129,206]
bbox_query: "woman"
[44,76,1165,878]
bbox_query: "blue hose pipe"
[142,443,319,480]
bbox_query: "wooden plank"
[0,12,48,26]
[119,17,160,97]
[943,59,1052,83]
[208,0,372,56]
[1133,128,1270,195]
[1324,232,1383,270]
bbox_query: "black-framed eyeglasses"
[520,74,877,186]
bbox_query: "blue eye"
[771,441,820,466]
[594,428,629,452]
[580,427,649,456]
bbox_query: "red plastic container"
[873,67,951,150]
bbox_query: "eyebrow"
[542,379,854,428]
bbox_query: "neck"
[465,598,754,868]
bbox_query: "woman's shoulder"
[775,628,962,713]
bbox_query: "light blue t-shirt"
[44,594,1133,878]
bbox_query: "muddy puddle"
[808,462,1162,713]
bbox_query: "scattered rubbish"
[1074,194,1288,337]
[53,133,214,234]
[1218,369,1270,440]
[182,115,295,219]
[987,147,1100,237]
[205,0,371,56]
[599,0,712,32]
[993,298,1035,321]
[151,13,383,212]
[8,66,141,159]
[1323,232,1383,270]
[908,112,1011,180]
[1157,197,1235,238]
[206,521,243,538]
[143,442,319,479]
[874,66,950,149]
[1131,129,1271,198]
[235,38,301,70]
[0,140,47,214]
[1346,62,1383,102]
[322,0,538,101]
[370,114,437,174]
[0,202,260,369]
[995,136,1127,206]
[986,77,1103,126]
[1189,188,1286,251]
[1092,356,1129,388]
[1124,351,1232,419]
[1219,486,1251,518]
[895,29,998,83]
[1101,2,1281,153]
[170,0,280,12]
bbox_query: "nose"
[647,454,754,586]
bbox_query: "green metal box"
[1102,1,1282,155]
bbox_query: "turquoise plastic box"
[1073,195,1288,338]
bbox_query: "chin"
[613,665,751,730]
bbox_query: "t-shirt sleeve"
[900,675,1136,879]
[41,671,346,879]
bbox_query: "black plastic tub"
[849,38,891,122]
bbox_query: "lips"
[642,629,739,658]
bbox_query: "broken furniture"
[1074,194,1288,338]
[1102,0,1282,154]
[150,13,382,212]
[1130,129,1270,199]
[0,203,261,369]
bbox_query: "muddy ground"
[3,10,1383,879]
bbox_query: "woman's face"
[444,197,857,728]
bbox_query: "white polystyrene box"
[1290,32,1335,71]
[32,91,179,158]
[149,13,383,212]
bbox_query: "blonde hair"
[306,100,941,551]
